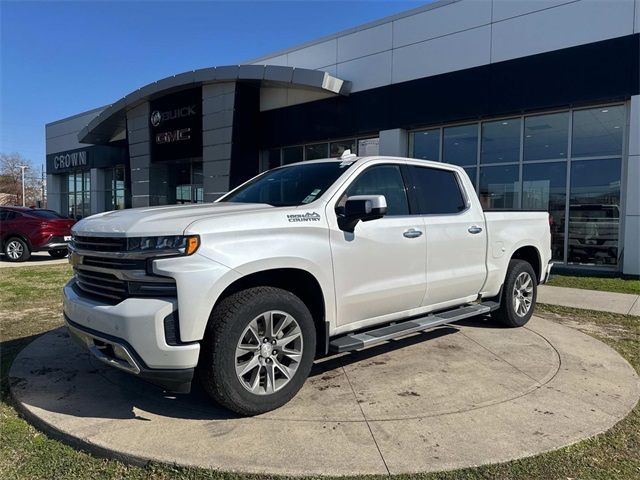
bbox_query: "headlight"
[126,235,200,256]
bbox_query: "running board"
[329,302,499,353]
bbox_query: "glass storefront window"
[172,159,203,204]
[305,143,329,160]
[105,165,126,210]
[568,158,621,266]
[463,167,477,191]
[65,170,91,219]
[411,129,440,161]
[481,118,521,164]
[523,162,567,261]
[358,137,379,156]
[330,139,356,157]
[572,106,624,158]
[443,124,477,166]
[262,149,281,170]
[408,103,624,268]
[524,112,569,161]
[282,146,303,165]
[479,165,519,209]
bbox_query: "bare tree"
[0,152,42,206]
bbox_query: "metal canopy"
[77,65,351,145]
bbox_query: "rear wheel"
[494,259,537,327]
[48,249,68,259]
[199,286,316,416]
[4,237,30,262]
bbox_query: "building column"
[46,174,62,215]
[623,95,640,276]
[126,102,152,208]
[379,128,408,157]
[90,168,105,214]
[202,82,236,202]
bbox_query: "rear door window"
[410,166,467,215]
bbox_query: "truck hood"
[71,203,273,237]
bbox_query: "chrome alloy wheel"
[235,310,303,395]
[6,240,24,260]
[513,271,534,317]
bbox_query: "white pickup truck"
[64,154,552,415]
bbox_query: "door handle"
[468,225,483,234]
[403,228,423,239]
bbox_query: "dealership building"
[45,0,639,276]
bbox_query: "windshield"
[29,209,67,220]
[221,161,354,206]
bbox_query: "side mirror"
[338,195,387,232]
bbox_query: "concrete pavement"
[9,316,639,476]
[538,284,640,316]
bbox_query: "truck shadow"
[10,315,503,423]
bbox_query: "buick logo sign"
[150,110,162,127]
[150,105,197,128]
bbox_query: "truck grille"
[70,234,177,304]
[74,268,127,301]
[82,256,146,270]
[72,236,127,252]
[73,267,178,303]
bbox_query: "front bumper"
[34,235,71,252]
[66,316,194,393]
[63,279,200,392]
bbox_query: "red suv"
[0,207,76,262]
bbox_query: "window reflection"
[330,140,356,157]
[481,118,520,164]
[411,129,440,161]
[305,143,329,161]
[568,158,621,266]
[464,167,477,191]
[572,106,624,158]
[524,112,569,161]
[523,162,567,261]
[282,146,303,165]
[262,149,281,170]
[479,165,519,209]
[443,124,477,166]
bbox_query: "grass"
[0,265,639,480]
[546,273,640,295]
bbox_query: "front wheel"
[48,249,68,259]
[3,237,30,262]
[493,259,537,327]
[199,286,316,416]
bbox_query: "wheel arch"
[510,245,542,283]
[2,233,32,251]
[212,267,330,356]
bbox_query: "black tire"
[48,249,68,259]
[3,237,31,262]
[199,286,316,416]
[493,259,537,328]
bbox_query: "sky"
[0,0,426,172]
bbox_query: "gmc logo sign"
[156,128,192,144]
